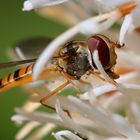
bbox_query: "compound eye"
[87,35,110,69]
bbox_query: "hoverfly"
[0,35,122,109]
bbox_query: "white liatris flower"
[11,0,140,140]
[12,49,140,140]
[31,1,136,80]
[85,0,140,46]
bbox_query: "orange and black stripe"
[0,64,33,93]
[0,63,58,93]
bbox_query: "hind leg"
[40,81,71,117]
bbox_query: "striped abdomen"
[0,64,33,93]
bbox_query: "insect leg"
[40,81,71,117]
[94,72,106,82]
[59,70,83,94]
[91,71,118,85]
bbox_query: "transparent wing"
[7,36,66,93]
[9,37,53,60]
[14,37,53,59]
[0,59,36,69]
[1,37,52,69]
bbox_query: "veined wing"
[9,37,53,60]
[0,58,36,69]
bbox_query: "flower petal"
[23,0,68,11]
[53,130,83,140]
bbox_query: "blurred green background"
[0,0,67,139]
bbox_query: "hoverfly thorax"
[59,41,91,79]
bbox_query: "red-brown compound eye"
[87,35,110,69]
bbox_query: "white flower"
[13,94,140,140]
[12,49,140,140]
[9,1,140,140]
[22,0,137,80]
[90,0,140,45]
[31,1,136,80]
